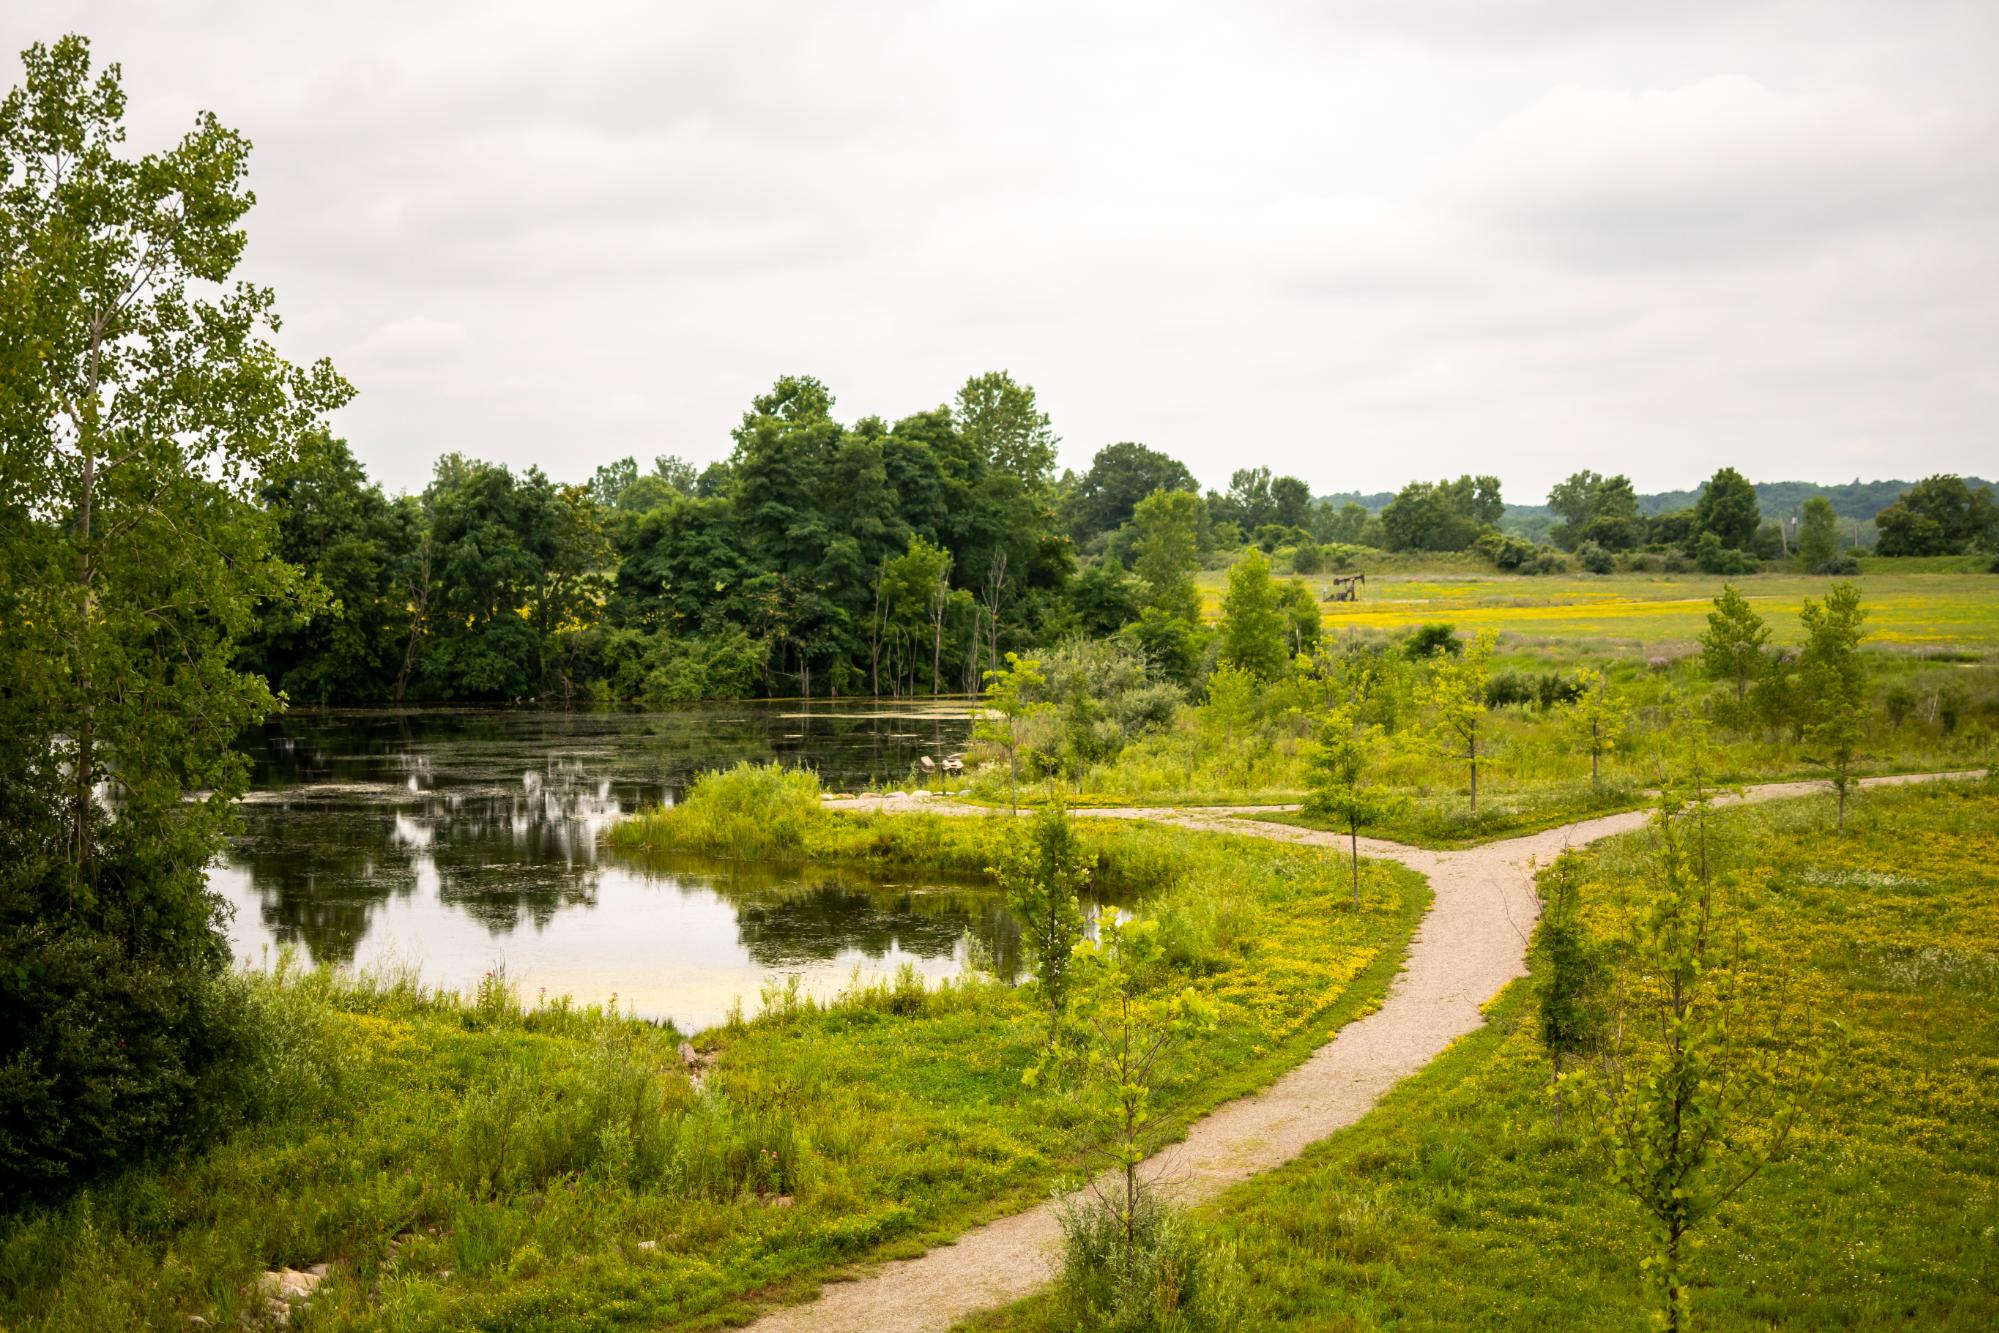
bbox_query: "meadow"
[1253,565,1999,653]
[966,777,1999,1331]
[952,633,1996,847]
[0,768,1425,1331]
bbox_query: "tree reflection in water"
[217,704,994,1004]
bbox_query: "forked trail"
[749,771,1984,1333]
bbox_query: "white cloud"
[4,0,1995,498]
[349,317,467,368]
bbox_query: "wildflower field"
[970,777,1999,1330]
[1304,568,1999,652]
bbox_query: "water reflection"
[215,702,985,1029]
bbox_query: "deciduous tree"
[1304,706,1404,906]
[1797,583,1868,828]
[1218,549,1287,679]
[976,652,1047,813]
[0,34,350,1192]
[995,805,1090,1050]
[1698,584,1770,709]
[1418,629,1497,813]
[1693,466,1760,552]
[1562,667,1630,790]
[1587,734,1807,1333]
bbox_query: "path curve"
[751,771,1985,1333]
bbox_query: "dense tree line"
[244,402,1999,705]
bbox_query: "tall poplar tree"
[1,35,350,1191]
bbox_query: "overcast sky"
[8,1,1997,498]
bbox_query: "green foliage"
[977,652,1051,812]
[1381,475,1504,552]
[1583,740,1809,1333]
[619,762,825,859]
[0,35,350,1197]
[995,806,1091,1050]
[1200,661,1260,759]
[1133,489,1205,626]
[1304,706,1405,905]
[1403,622,1464,659]
[1694,530,1756,575]
[1026,638,1182,778]
[1532,851,1607,1128]
[1067,443,1198,546]
[1066,908,1222,1298]
[1548,470,1643,551]
[1694,467,1762,551]
[1054,1186,1244,1333]
[1561,667,1630,789]
[1575,541,1615,575]
[1699,584,1770,710]
[1795,496,1841,573]
[1218,550,1288,679]
[1798,583,1869,827]
[1874,474,1998,556]
[1418,629,1496,813]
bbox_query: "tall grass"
[614,760,826,857]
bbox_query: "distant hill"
[1320,478,1994,538]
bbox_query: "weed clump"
[1055,1186,1243,1332]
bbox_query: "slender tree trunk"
[1008,734,1019,815]
[1121,991,1137,1283]
[1468,738,1478,814]
[1349,821,1361,908]
[70,320,105,881]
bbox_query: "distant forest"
[1324,477,1993,535]
[241,370,1996,707]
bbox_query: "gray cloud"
[5,0,1995,499]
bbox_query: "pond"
[211,701,999,1031]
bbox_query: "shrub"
[1694,532,1757,575]
[1662,551,1694,574]
[1403,623,1463,659]
[1882,683,1917,728]
[1535,671,1586,710]
[1289,542,1323,574]
[1485,672,1534,709]
[631,761,824,857]
[1055,1186,1244,1332]
[1576,541,1615,574]
[0,927,277,1202]
[1473,531,1541,572]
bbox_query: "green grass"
[967,777,1999,1331]
[0,775,1428,1331]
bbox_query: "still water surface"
[211,702,996,1031]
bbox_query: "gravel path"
[749,771,1985,1333]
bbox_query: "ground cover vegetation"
[0,765,1426,1329]
[948,578,1995,848]
[965,775,1999,1331]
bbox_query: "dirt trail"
[750,771,1984,1333]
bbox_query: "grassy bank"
[969,777,1999,1331]
[0,766,1427,1331]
